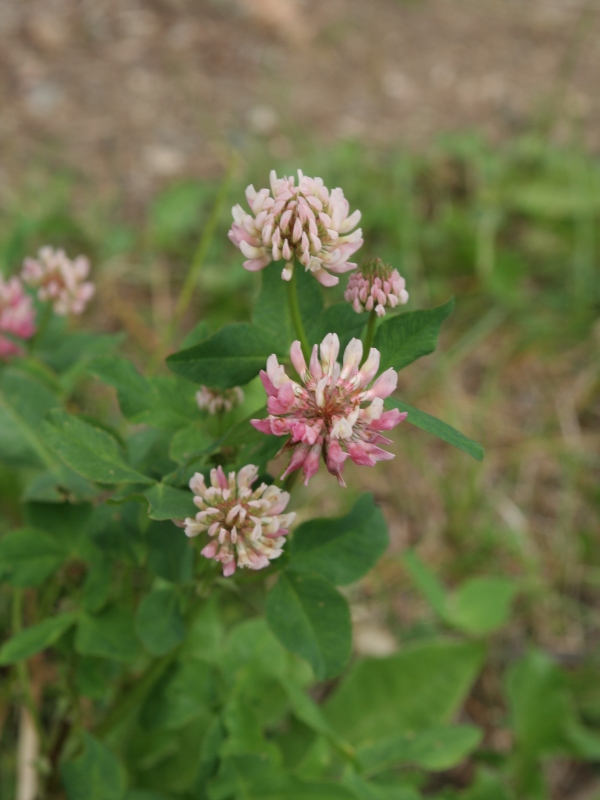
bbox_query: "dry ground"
[1,0,599,205]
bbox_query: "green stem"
[362,310,378,362]
[13,590,46,749]
[95,591,207,738]
[287,266,310,360]
[29,302,53,353]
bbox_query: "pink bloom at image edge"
[228,169,363,286]
[345,259,409,317]
[184,465,296,577]
[0,276,36,359]
[251,334,407,486]
[21,246,95,316]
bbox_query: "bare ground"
[1,0,599,204]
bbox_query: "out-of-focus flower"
[0,276,36,359]
[184,465,295,577]
[344,258,409,317]
[21,247,95,316]
[228,169,363,286]
[251,334,407,486]
[196,385,244,415]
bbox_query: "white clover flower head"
[228,170,363,286]
[21,247,95,316]
[251,334,407,486]
[0,276,36,359]
[196,385,244,415]
[345,258,409,317]
[183,465,295,577]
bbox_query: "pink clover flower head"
[228,169,363,287]
[0,276,36,359]
[251,334,408,486]
[184,465,296,577]
[196,385,244,415]
[21,247,95,316]
[345,258,409,317]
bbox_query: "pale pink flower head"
[0,276,36,359]
[183,465,296,577]
[196,385,244,416]
[251,335,407,486]
[345,258,409,317]
[228,169,363,286]
[21,247,95,316]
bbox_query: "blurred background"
[1,0,600,797]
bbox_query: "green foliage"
[167,323,280,388]
[289,494,388,585]
[0,613,78,664]
[61,734,126,800]
[266,572,352,680]
[1,136,597,800]
[0,527,67,586]
[135,588,186,656]
[386,398,484,461]
[43,410,154,485]
[404,552,517,636]
[374,299,454,372]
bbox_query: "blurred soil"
[1,0,599,205]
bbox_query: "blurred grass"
[0,130,598,665]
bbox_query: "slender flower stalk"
[228,170,363,286]
[21,247,95,316]
[183,465,296,577]
[345,258,408,317]
[251,334,407,486]
[0,277,36,359]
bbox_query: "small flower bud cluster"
[251,334,407,486]
[0,276,36,359]
[22,247,95,316]
[229,170,363,286]
[344,258,409,317]
[185,465,296,577]
[196,385,244,416]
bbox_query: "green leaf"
[253,263,294,344]
[169,427,211,464]
[61,733,126,800]
[311,304,368,352]
[385,398,484,461]
[0,613,78,664]
[144,483,194,521]
[140,659,214,731]
[403,551,447,617]
[446,577,517,636]
[266,572,352,680]
[374,299,454,372]
[343,770,420,800]
[42,410,154,485]
[358,724,482,774]
[0,369,58,468]
[181,320,210,349]
[167,323,278,389]
[89,356,150,419]
[81,558,112,614]
[146,520,194,583]
[76,606,141,662]
[290,494,388,585]
[0,528,67,587]
[89,358,198,430]
[324,639,485,744]
[208,753,354,800]
[136,587,186,656]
